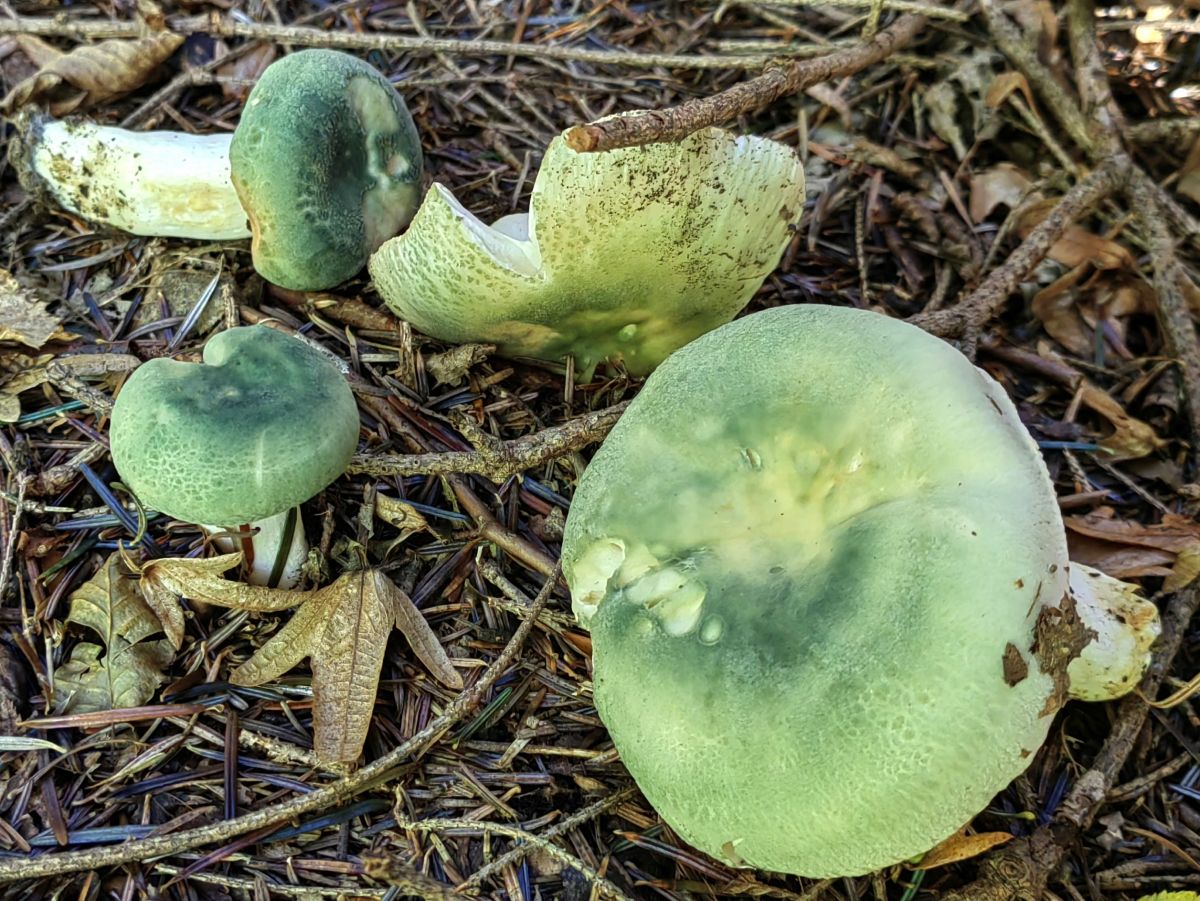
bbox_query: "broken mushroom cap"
[562,304,1118,878]
[9,110,250,240]
[229,49,424,291]
[110,325,359,585]
[368,116,804,378]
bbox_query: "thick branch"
[349,403,628,481]
[564,14,926,152]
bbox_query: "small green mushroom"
[368,117,804,377]
[562,304,1159,877]
[229,49,424,291]
[110,325,359,588]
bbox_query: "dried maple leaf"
[140,558,462,763]
[58,553,175,712]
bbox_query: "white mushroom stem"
[12,113,251,240]
[202,508,308,589]
[1066,562,1161,701]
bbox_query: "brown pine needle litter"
[0,0,1199,898]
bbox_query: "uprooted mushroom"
[562,303,1161,878]
[10,48,423,292]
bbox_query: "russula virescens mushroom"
[110,325,359,588]
[229,48,423,291]
[9,110,250,240]
[368,116,804,377]
[561,304,1160,878]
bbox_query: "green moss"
[369,120,803,377]
[110,325,359,525]
[562,305,1071,877]
[230,49,423,290]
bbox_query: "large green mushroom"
[561,304,1160,877]
[110,325,359,588]
[369,117,804,377]
[230,49,423,291]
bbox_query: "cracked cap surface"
[110,325,359,525]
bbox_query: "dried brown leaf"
[185,566,461,763]
[140,552,303,616]
[425,343,495,386]
[60,554,175,713]
[968,163,1034,224]
[1018,199,1134,270]
[56,639,173,713]
[984,71,1035,111]
[0,269,67,348]
[917,829,1014,870]
[1032,271,1093,357]
[1065,509,1200,587]
[374,494,431,538]
[217,42,275,101]
[12,35,64,69]
[67,553,163,648]
[1077,382,1166,460]
[1177,136,1200,205]
[1,32,183,116]
[1162,545,1200,593]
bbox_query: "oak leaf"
[141,558,462,763]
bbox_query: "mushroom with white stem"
[9,48,422,292]
[368,114,804,378]
[561,303,1162,879]
[9,109,250,241]
[109,325,359,589]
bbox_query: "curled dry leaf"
[1017,197,1134,270]
[59,553,174,713]
[1,32,184,116]
[143,557,462,763]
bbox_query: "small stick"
[564,14,926,152]
[348,403,628,481]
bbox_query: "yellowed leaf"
[12,34,64,69]
[1077,382,1168,460]
[67,553,163,648]
[0,269,66,348]
[374,494,430,536]
[916,829,1013,870]
[984,71,1035,111]
[157,563,462,763]
[2,32,183,116]
[1161,544,1200,593]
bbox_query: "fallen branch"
[564,13,926,152]
[0,564,559,883]
[349,403,628,481]
[0,14,774,71]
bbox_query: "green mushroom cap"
[110,325,359,526]
[229,49,423,291]
[562,305,1074,878]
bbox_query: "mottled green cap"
[369,116,803,377]
[562,305,1072,877]
[110,325,359,526]
[229,49,423,291]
